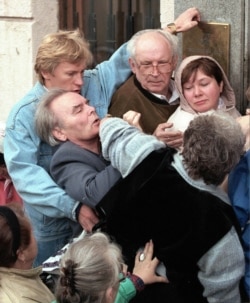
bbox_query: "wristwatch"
[167,23,177,35]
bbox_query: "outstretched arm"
[100,117,165,177]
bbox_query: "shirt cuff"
[127,272,145,292]
[72,202,81,222]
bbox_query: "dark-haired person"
[0,203,55,303]
[167,55,249,151]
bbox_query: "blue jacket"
[228,150,250,299]
[3,43,131,242]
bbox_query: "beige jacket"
[167,55,241,132]
[0,266,55,303]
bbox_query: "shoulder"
[6,82,46,127]
[14,82,45,109]
[112,75,135,96]
[228,151,250,223]
[53,141,88,159]
[52,142,100,167]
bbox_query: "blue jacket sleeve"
[228,150,250,298]
[100,118,166,177]
[4,84,77,220]
[82,43,132,118]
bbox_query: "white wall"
[160,0,174,28]
[0,0,58,122]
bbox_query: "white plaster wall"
[0,0,58,122]
[160,0,175,28]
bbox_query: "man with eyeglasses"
[108,29,183,149]
[4,8,200,267]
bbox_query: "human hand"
[164,7,200,33]
[123,110,142,131]
[78,204,99,232]
[153,122,183,148]
[133,240,168,285]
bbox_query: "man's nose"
[150,65,160,75]
[75,74,83,86]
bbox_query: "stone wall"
[0,0,58,122]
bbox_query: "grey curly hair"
[182,112,245,185]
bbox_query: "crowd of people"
[1,5,250,303]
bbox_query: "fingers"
[123,110,142,130]
[155,275,169,283]
[173,7,201,33]
[78,205,99,232]
[123,110,141,122]
[143,239,154,259]
[165,137,183,149]
[154,124,183,148]
[163,126,183,147]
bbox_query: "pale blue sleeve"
[197,227,245,303]
[100,118,166,177]
[82,43,131,118]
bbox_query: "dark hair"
[0,203,32,266]
[181,57,223,86]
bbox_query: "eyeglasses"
[135,60,173,75]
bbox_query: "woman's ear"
[16,248,26,263]
[105,286,118,303]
